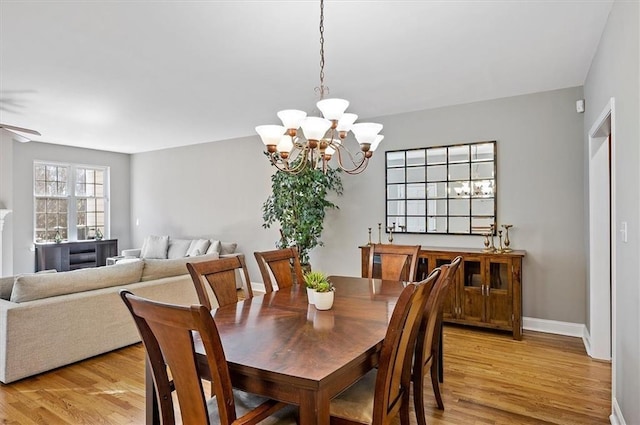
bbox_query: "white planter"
[314,290,334,311]
[306,287,316,305]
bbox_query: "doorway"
[587,97,616,390]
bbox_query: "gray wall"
[7,141,131,274]
[131,86,587,324]
[584,0,639,422]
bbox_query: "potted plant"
[262,161,343,270]
[304,270,330,305]
[314,279,335,311]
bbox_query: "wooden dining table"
[146,275,411,425]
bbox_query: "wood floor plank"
[0,326,611,424]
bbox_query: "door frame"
[587,97,616,393]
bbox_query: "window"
[34,162,109,242]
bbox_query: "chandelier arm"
[333,144,369,175]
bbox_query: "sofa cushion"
[167,239,192,259]
[221,242,238,255]
[206,240,221,255]
[10,261,144,303]
[1,270,57,301]
[140,235,169,259]
[141,252,220,282]
[186,239,211,257]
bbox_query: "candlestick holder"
[386,223,395,244]
[496,230,504,253]
[482,233,493,252]
[488,224,496,252]
[502,224,513,252]
[367,227,372,245]
[377,223,382,244]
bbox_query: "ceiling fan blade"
[0,123,41,136]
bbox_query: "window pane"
[426,165,447,182]
[406,183,425,198]
[387,184,405,200]
[387,168,405,184]
[386,152,405,168]
[406,150,425,166]
[426,148,446,165]
[406,166,425,183]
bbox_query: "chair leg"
[412,369,427,425]
[430,359,444,410]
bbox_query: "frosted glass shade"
[300,117,332,140]
[277,109,307,129]
[255,125,285,146]
[325,145,336,156]
[336,113,358,132]
[316,98,349,120]
[277,135,294,153]
[351,123,383,145]
[370,135,384,151]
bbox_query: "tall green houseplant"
[262,162,343,266]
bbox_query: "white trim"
[582,326,593,357]
[610,397,626,425]
[250,282,267,294]
[523,316,586,338]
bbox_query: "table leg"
[145,359,160,425]
[299,389,330,425]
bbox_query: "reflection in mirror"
[449,217,470,234]
[386,141,496,235]
[427,148,447,165]
[406,150,425,166]
[387,151,405,167]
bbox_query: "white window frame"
[33,161,111,242]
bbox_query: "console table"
[359,245,526,340]
[35,239,118,272]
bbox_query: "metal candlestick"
[378,223,382,244]
[488,224,496,252]
[387,223,395,244]
[482,233,493,252]
[496,230,504,253]
[367,227,372,245]
[502,224,513,252]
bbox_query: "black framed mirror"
[385,140,496,235]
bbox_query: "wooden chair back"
[187,255,253,310]
[120,290,237,425]
[367,244,421,282]
[412,255,462,418]
[253,247,304,293]
[371,267,440,425]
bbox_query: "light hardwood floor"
[0,326,611,424]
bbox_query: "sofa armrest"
[121,248,141,258]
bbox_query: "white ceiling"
[0,0,613,154]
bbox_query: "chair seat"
[207,389,298,425]
[329,370,377,425]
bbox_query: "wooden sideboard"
[35,239,118,272]
[359,245,526,340]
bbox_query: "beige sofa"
[0,253,219,384]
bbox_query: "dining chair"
[253,247,305,293]
[367,244,421,282]
[412,256,462,424]
[328,268,441,425]
[119,290,297,425]
[186,254,254,310]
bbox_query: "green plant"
[303,271,328,289]
[262,160,343,266]
[315,280,334,293]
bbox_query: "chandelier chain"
[318,0,327,99]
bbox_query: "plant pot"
[314,290,334,311]
[306,287,316,305]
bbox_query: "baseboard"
[522,316,586,338]
[582,326,593,357]
[610,397,626,425]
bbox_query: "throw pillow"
[167,238,192,259]
[186,239,211,257]
[220,242,238,255]
[141,235,169,259]
[206,240,221,255]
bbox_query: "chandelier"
[255,0,383,175]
